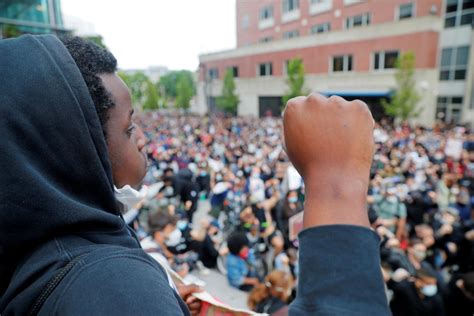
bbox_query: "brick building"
[197,0,474,125]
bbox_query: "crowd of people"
[126,111,473,315]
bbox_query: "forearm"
[242,277,257,285]
[290,225,390,315]
[395,217,406,240]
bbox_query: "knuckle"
[306,93,326,105]
[328,95,346,106]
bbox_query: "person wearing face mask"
[141,211,188,277]
[388,267,446,316]
[403,239,439,278]
[369,187,407,240]
[226,232,260,291]
[247,271,294,315]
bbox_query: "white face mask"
[165,228,182,246]
[114,185,148,211]
[421,284,438,297]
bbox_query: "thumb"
[178,284,203,299]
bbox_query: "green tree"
[118,71,150,107]
[282,58,308,107]
[159,70,196,99]
[83,35,107,49]
[142,80,160,110]
[216,69,240,114]
[3,24,21,38]
[175,73,194,110]
[382,52,421,121]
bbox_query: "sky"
[61,0,236,71]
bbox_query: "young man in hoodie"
[0,35,390,315]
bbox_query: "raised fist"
[283,94,375,227]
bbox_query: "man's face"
[100,73,147,188]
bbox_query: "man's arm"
[283,94,390,315]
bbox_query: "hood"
[0,35,128,295]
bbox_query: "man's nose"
[136,126,147,151]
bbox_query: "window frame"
[258,62,273,77]
[283,29,300,39]
[436,96,464,123]
[439,46,470,81]
[444,0,474,28]
[259,5,274,21]
[227,66,239,78]
[331,54,353,72]
[310,22,331,34]
[282,0,300,13]
[397,2,415,20]
[207,68,219,80]
[373,50,400,71]
[345,12,371,29]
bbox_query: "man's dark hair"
[61,36,117,136]
[148,211,178,235]
[227,232,249,256]
[415,267,437,280]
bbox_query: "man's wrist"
[303,174,370,228]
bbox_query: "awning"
[321,90,393,97]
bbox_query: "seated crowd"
[126,112,473,315]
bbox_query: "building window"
[260,5,274,20]
[436,96,463,123]
[227,66,239,78]
[242,14,250,29]
[283,30,299,39]
[310,0,332,15]
[344,0,365,5]
[332,55,353,72]
[311,22,331,34]
[440,46,470,81]
[374,51,399,70]
[283,0,299,13]
[259,62,273,76]
[398,3,414,20]
[345,13,371,29]
[260,36,273,43]
[445,0,474,28]
[208,68,219,80]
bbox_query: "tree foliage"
[159,70,196,99]
[142,80,160,110]
[282,58,308,107]
[118,71,160,110]
[83,35,107,49]
[216,69,240,114]
[382,52,421,121]
[3,24,21,38]
[175,73,194,110]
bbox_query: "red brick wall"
[200,31,439,80]
[236,0,443,47]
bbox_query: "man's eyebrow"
[129,109,134,118]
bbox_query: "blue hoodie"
[0,35,390,316]
[0,35,189,315]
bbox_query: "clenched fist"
[283,94,375,228]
